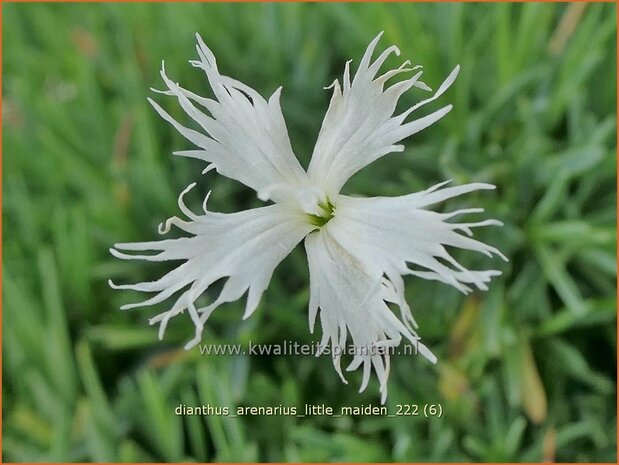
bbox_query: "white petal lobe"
[330,181,507,297]
[110,201,314,349]
[150,35,309,201]
[308,32,458,196]
[305,230,436,404]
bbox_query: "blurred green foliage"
[3,2,617,462]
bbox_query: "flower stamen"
[307,198,335,227]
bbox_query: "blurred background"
[3,2,617,462]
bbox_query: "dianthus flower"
[111,33,506,402]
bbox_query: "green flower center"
[307,198,335,227]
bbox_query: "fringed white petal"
[305,230,437,404]
[149,34,309,201]
[110,188,314,349]
[329,181,507,296]
[307,31,459,196]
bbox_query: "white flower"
[110,32,506,403]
